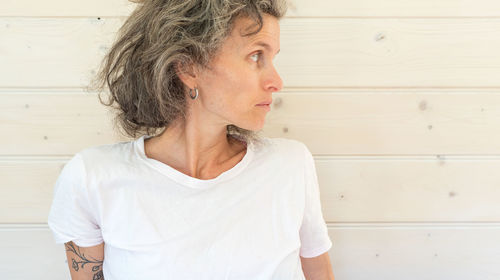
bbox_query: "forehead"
[228,14,280,50]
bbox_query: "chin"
[248,121,266,132]
[228,114,267,132]
[230,121,265,132]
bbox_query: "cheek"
[200,60,261,116]
[200,71,238,113]
[206,69,254,108]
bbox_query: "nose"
[265,65,283,92]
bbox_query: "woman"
[47,0,334,279]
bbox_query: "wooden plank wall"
[2,0,500,279]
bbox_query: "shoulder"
[74,139,137,174]
[248,137,311,182]
[254,136,309,161]
[266,136,308,152]
[52,140,134,196]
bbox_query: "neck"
[144,117,245,180]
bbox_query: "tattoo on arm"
[65,241,104,280]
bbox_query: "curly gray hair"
[87,0,288,144]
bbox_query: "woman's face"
[192,13,283,131]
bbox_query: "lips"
[256,100,272,106]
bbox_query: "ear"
[175,61,198,89]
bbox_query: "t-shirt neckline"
[134,135,254,188]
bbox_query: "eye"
[250,51,262,62]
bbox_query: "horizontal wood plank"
[0,227,69,280]
[1,93,122,155]
[314,157,500,222]
[263,91,500,155]
[2,0,135,17]
[276,18,500,87]
[0,160,65,223]
[3,91,500,155]
[3,0,500,17]
[1,18,500,88]
[327,224,500,280]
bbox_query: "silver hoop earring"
[188,87,199,100]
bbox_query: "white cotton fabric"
[47,135,332,280]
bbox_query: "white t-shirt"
[47,135,332,279]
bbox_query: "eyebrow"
[252,41,280,55]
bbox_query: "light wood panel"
[328,224,500,280]
[286,0,500,17]
[0,160,65,223]
[0,227,69,280]
[315,157,500,222]
[276,18,500,87]
[1,225,499,280]
[2,157,499,223]
[3,0,500,17]
[2,0,135,17]
[0,17,121,88]
[2,17,500,88]
[3,91,500,155]
[1,93,122,155]
[263,91,500,155]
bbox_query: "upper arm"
[64,241,105,280]
[300,252,335,280]
[299,142,332,257]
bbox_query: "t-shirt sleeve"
[298,143,332,258]
[47,153,103,247]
